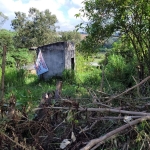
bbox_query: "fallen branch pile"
[1,78,150,150]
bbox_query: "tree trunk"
[55,80,62,100]
[0,45,7,103]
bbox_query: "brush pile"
[1,78,150,150]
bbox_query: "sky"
[0,0,86,31]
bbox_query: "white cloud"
[0,0,65,19]
[72,0,83,7]
[0,0,83,31]
[68,6,88,26]
[68,7,79,19]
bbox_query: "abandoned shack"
[36,41,75,80]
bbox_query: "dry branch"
[90,116,143,120]
[0,45,7,102]
[93,102,112,108]
[106,76,150,103]
[79,120,98,134]
[132,76,140,97]
[88,89,111,108]
[33,106,150,116]
[100,65,105,91]
[1,132,29,150]
[80,116,150,150]
[96,90,111,96]
[55,81,62,99]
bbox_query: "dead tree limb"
[132,76,140,97]
[93,102,112,108]
[100,65,105,91]
[1,132,29,150]
[90,116,143,120]
[54,81,62,100]
[33,107,150,116]
[106,76,150,103]
[96,90,111,96]
[88,89,111,108]
[79,120,98,134]
[80,116,150,150]
[0,45,7,102]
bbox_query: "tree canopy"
[58,30,81,44]
[0,12,8,28]
[11,7,58,48]
[0,29,33,68]
[76,0,150,79]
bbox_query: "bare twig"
[88,89,100,102]
[90,116,143,120]
[96,90,111,96]
[93,102,112,108]
[1,132,29,150]
[100,65,105,91]
[132,76,140,97]
[79,126,89,139]
[104,71,113,94]
[106,76,150,103]
[80,116,150,150]
[88,89,111,108]
[79,120,98,134]
[53,119,65,131]
[139,135,146,150]
[134,97,150,101]
[33,107,150,116]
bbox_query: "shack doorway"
[71,58,74,70]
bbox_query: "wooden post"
[100,65,104,92]
[55,80,62,100]
[0,45,7,103]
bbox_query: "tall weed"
[62,69,76,84]
[82,68,101,86]
[4,67,26,87]
[105,54,135,91]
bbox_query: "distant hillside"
[104,36,119,49]
[79,32,88,40]
[78,31,120,49]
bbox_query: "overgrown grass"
[0,51,102,116]
[1,52,150,150]
[1,51,135,112]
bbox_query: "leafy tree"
[104,40,136,88]
[76,0,150,80]
[11,7,58,48]
[58,30,81,44]
[0,29,33,68]
[0,12,8,28]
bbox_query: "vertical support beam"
[0,45,7,103]
[55,80,62,100]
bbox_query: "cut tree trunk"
[0,45,7,103]
[54,80,62,100]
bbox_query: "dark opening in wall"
[71,58,74,70]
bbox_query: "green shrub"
[105,54,134,84]
[82,68,101,86]
[4,68,26,87]
[62,69,76,84]
[76,51,93,73]
[101,52,136,93]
